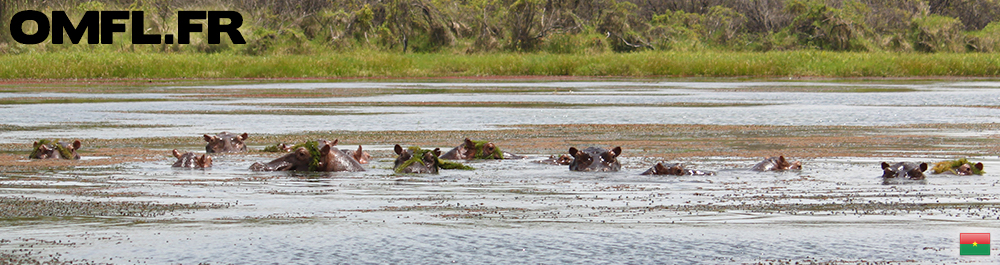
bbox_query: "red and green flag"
[960,233,990,256]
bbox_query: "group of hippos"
[29,132,986,181]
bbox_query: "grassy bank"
[1,51,999,79]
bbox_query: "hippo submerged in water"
[641,162,715,176]
[250,139,364,172]
[393,145,473,174]
[439,138,520,160]
[751,156,802,171]
[881,162,928,181]
[204,132,249,153]
[535,154,573,165]
[341,145,371,164]
[932,159,984,175]
[568,146,622,172]
[171,150,212,168]
[29,139,81,160]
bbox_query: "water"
[2,81,1000,264]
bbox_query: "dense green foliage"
[3,0,1000,55]
[395,146,473,174]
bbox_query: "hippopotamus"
[171,150,212,168]
[881,162,928,180]
[535,154,573,165]
[250,140,365,172]
[568,146,622,172]
[394,145,442,174]
[29,139,81,160]
[440,138,522,160]
[641,162,715,176]
[204,132,248,153]
[751,156,802,171]
[341,145,371,164]
[932,159,984,175]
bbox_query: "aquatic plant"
[396,146,474,173]
[932,158,985,175]
[29,139,75,159]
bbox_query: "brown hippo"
[171,150,212,168]
[29,139,81,160]
[932,159,984,175]
[568,146,622,172]
[204,132,248,153]
[394,145,443,174]
[751,156,802,171]
[439,138,522,160]
[535,154,573,165]
[250,140,364,172]
[393,145,474,174]
[641,162,715,176]
[341,145,371,164]
[881,162,928,180]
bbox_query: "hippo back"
[204,132,248,153]
[568,146,622,172]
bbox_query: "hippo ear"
[778,156,787,163]
[203,134,215,142]
[433,148,442,157]
[240,133,249,141]
[464,138,474,147]
[919,162,928,172]
[320,144,331,154]
[356,145,363,153]
[569,147,579,157]
[654,163,668,174]
[394,145,404,155]
[975,162,984,171]
[172,149,182,158]
[72,140,81,150]
[330,139,339,146]
[33,141,39,147]
[881,162,890,170]
[611,147,622,158]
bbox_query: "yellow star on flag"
[973,241,978,247]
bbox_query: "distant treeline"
[2,0,1000,54]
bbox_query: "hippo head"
[466,138,500,159]
[881,162,928,180]
[440,138,503,160]
[774,156,801,170]
[171,149,212,168]
[956,162,984,175]
[568,146,622,172]
[204,132,248,153]
[349,145,371,164]
[643,162,684,175]
[555,154,573,165]
[316,141,365,172]
[30,140,81,160]
[394,145,441,174]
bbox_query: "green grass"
[1,50,999,79]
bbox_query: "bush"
[910,14,965,52]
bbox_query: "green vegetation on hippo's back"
[290,141,323,171]
[932,158,985,175]
[396,146,474,174]
[30,139,75,159]
[471,140,503,159]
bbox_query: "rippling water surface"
[2,81,999,264]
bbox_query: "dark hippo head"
[171,149,212,168]
[394,145,442,174]
[440,138,503,160]
[642,162,684,175]
[204,132,248,153]
[568,146,622,172]
[29,139,81,160]
[250,146,312,172]
[881,162,928,180]
[751,156,802,171]
[317,141,365,172]
[341,145,371,164]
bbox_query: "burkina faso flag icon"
[960,233,990,255]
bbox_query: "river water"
[1,81,999,264]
